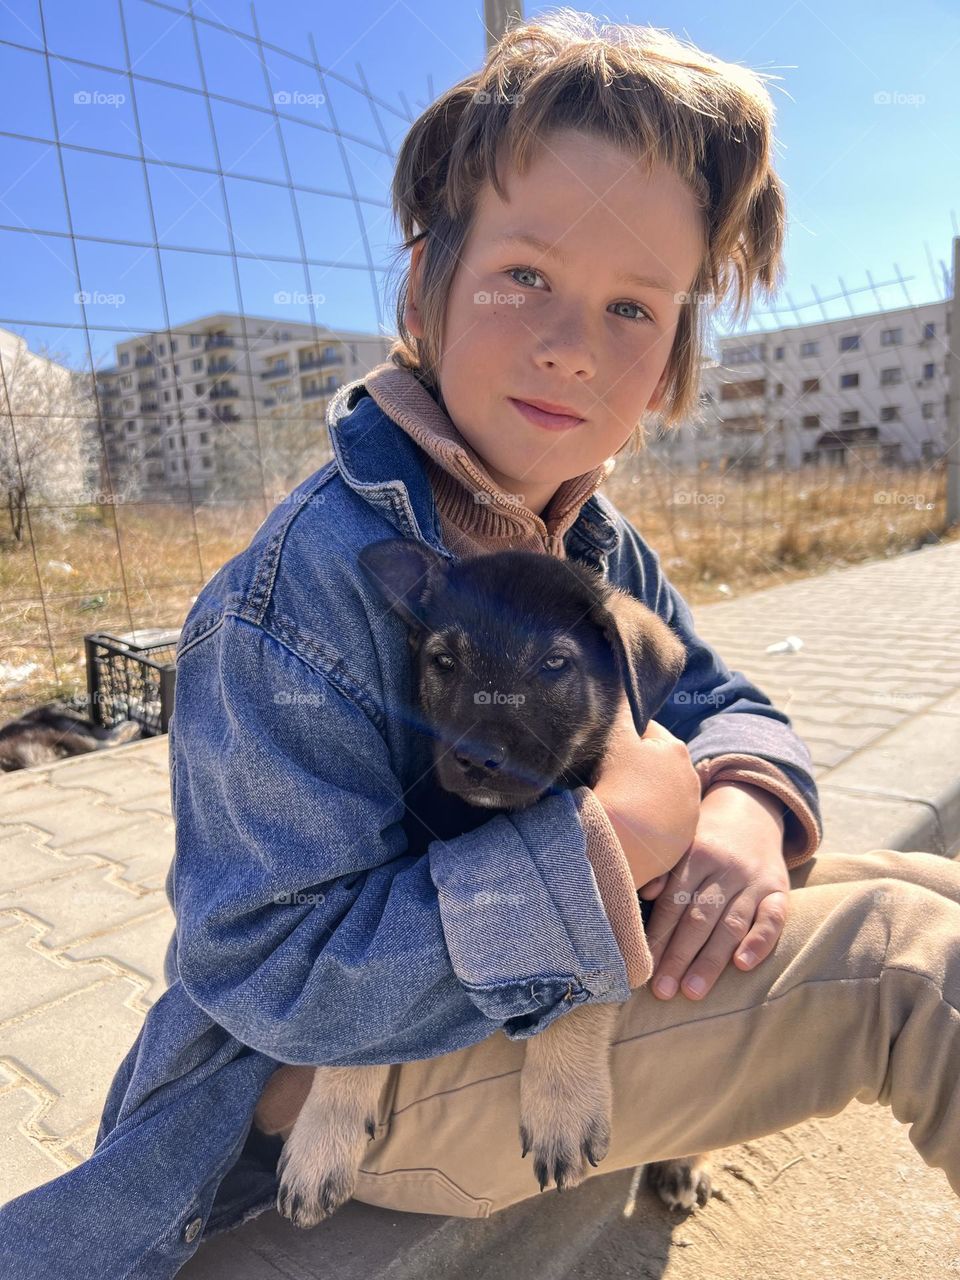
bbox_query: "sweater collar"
[326,364,622,562]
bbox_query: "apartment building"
[655,298,950,471]
[95,313,390,500]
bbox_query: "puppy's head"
[358,538,686,809]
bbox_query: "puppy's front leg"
[277,1063,390,1228]
[519,1000,621,1192]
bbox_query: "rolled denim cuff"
[429,786,632,1039]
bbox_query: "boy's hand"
[592,705,702,892]
[637,780,790,1001]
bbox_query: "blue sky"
[0,0,957,372]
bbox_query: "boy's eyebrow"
[489,229,677,293]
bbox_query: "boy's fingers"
[733,891,790,969]
[638,873,669,899]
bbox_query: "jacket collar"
[325,374,622,564]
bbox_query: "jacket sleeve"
[606,510,823,863]
[167,613,632,1067]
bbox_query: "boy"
[2,10,958,1277]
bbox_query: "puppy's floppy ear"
[357,537,449,632]
[589,583,687,732]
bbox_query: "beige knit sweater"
[359,360,821,990]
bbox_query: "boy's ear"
[404,239,426,339]
[647,366,669,415]
[357,537,448,632]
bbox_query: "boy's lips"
[508,396,586,431]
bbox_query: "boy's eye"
[505,266,652,324]
[541,655,568,672]
[432,652,455,670]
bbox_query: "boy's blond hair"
[384,6,786,453]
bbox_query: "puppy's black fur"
[358,538,686,865]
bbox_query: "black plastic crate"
[84,628,180,736]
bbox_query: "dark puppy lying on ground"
[257,538,711,1225]
[0,702,141,772]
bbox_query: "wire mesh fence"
[0,0,954,724]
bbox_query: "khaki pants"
[330,848,960,1217]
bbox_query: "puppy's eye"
[432,652,455,671]
[542,655,568,672]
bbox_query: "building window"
[720,378,766,401]
[840,410,860,426]
[197,408,207,420]
[200,431,209,444]
[800,340,819,357]
[157,342,165,356]
[839,372,859,389]
[163,390,171,402]
[801,414,820,429]
[121,374,131,388]
[880,406,900,422]
[923,321,936,340]
[724,342,766,365]
[190,334,202,348]
[120,352,130,365]
[923,362,935,379]
[196,384,205,396]
[801,377,820,394]
[775,383,784,397]
[192,358,203,372]
[839,334,860,351]
[774,346,784,360]
[922,402,935,419]
[202,456,212,469]
[879,368,902,386]
[881,327,902,346]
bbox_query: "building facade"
[653,298,950,471]
[94,314,390,500]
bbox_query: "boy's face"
[404,126,705,516]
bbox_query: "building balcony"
[140,401,159,413]
[211,409,241,424]
[302,385,332,401]
[204,334,235,350]
[298,350,342,372]
[134,353,155,367]
[207,360,234,375]
[261,365,291,380]
[137,379,157,391]
[209,384,240,400]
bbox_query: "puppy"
[259,539,711,1225]
[0,702,141,772]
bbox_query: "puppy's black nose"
[454,740,507,774]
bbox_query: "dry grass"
[0,460,953,724]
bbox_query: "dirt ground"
[419,1099,960,1280]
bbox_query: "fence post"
[948,235,960,527]
[484,0,523,51]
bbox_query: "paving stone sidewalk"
[1,539,958,1277]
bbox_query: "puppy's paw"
[519,1078,611,1193]
[643,1154,713,1211]
[275,1111,376,1229]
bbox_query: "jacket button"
[184,1216,203,1242]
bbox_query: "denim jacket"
[0,376,821,1278]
